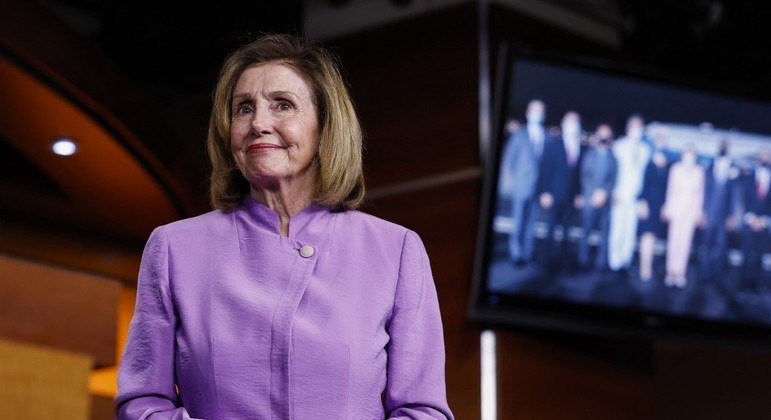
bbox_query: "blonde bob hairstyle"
[207,33,365,211]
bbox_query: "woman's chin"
[244,169,298,189]
[243,164,289,179]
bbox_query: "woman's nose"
[251,107,273,135]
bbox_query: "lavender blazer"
[115,195,453,419]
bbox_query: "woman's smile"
[246,143,285,154]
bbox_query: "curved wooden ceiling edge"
[0,49,183,239]
[0,45,194,219]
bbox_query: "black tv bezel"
[468,42,771,347]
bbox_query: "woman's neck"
[249,174,315,236]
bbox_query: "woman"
[116,34,453,419]
[661,147,705,287]
[637,143,670,282]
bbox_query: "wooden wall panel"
[332,5,480,189]
[496,333,654,420]
[0,338,92,420]
[655,342,771,420]
[90,395,114,420]
[0,253,120,367]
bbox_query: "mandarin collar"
[238,194,333,241]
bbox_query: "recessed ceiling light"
[52,138,77,156]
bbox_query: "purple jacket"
[116,195,453,419]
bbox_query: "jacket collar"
[236,194,335,244]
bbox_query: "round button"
[299,245,315,258]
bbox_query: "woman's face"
[230,62,319,188]
[681,150,697,166]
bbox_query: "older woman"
[661,147,705,287]
[116,34,453,419]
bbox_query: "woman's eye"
[276,100,293,111]
[234,104,253,117]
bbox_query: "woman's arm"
[384,230,454,420]
[693,168,706,222]
[661,164,679,221]
[115,227,198,419]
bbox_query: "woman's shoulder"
[332,209,426,254]
[335,208,411,237]
[152,208,234,239]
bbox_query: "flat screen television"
[470,45,771,345]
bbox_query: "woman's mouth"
[246,143,283,153]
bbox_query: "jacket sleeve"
[498,135,515,197]
[384,231,454,420]
[115,227,198,420]
[579,151,591,194]
[693,168,706,220]
[638,163,652,201]
[605,156,618,194]
[661,164,679,219]
[535,138,553,196]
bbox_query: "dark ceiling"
[42,0,303,96]
[619,0,771,89]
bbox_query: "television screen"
[471,49,771,343]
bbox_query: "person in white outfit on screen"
[608,114,651,272]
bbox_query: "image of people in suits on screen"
[534,111,583,267]
[661,146,705,287]
[500,99,549,265]
[637,134,671,282]
[698,139,740,283]
[486,93,771,329]
[740,148,771,283]
[578,124,617,271]
[608,114,652,272]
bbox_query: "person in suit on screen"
[699,139,739,283]
[578,124,617,271]
[740,148,771,282]
[637,134,670,282]
[608,114,651,272]
[535,111,583,267]
[661,146,705,287]
[501,99,548,265]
